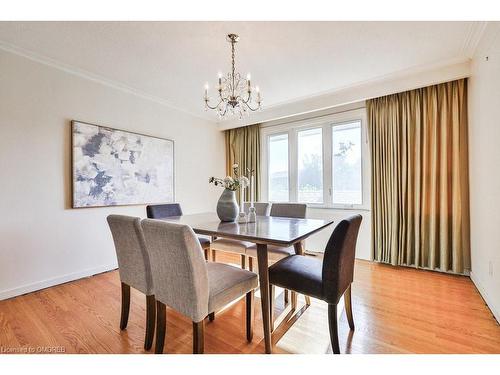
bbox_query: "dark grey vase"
[216,188,239,222]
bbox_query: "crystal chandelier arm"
[240,89,261,111]
[205,97,223,110]
[239,90,252,104]
[243,100,261,112]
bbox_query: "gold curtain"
[367,79,470,274]
[224,124,261,201]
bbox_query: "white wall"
[468,22,500,322]
[305,208,371,260]
[0,49,225,300]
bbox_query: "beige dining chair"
[209,202,271,268]
[245,203,308,313]
[245,203,307,265]
[146,203,211,260]
[107,215,155,351]
[141,219,258,354]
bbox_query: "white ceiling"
[0,21,485,123]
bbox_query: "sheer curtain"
[367,79,470,274]
[224,124,261,201]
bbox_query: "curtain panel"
[367,79,470,274]
[224,124,261,201]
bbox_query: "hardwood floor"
[0,257,499,354]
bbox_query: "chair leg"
[120,282,130,330]
[284,289,289,305]
[328,304,340,354]
[291,291,297,310]
[241,254,246,270]
[208,312,215,322]
[270,285,275,332]
[246,290,254,342]
[204,248,209,261]
[344,285,355,330]
[193,320,205,354]
[211,249,217,262]
[248,257,254,272]
[144,295,156,350]
[155,301,167,354]
[293,241,312,307]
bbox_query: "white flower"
[239,176,250,188]
[224,176,234,183]
[232,163,239,169]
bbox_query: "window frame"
[261,108,370,210]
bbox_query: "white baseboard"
[0,263,118,301]
[470,271,500,324]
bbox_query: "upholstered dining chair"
[146,203,211,260]
[107,215,156,351]
[244,202,271,216]
[245,203,307,308]
[268,214,362,354]
[245,203,307,268]
[141,219,259,354]
[209,202,271,268]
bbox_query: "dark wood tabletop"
[160,212,334,247]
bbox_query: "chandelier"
[204,34,262,119]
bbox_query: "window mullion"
[289,128,298,202]
[323,124,333,206]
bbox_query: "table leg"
[256,243,272,354]
[293,242,312,306]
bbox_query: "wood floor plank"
[0,257,498,354]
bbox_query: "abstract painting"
[72,121,174,208]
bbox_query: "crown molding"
[0,39,212,122]
[461,21,489,58]
[218,57,471,130]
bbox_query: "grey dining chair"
[107,215,155,351]
[146,203,211,260]
[141,219,258,354]
[245,203,307,265]
[245,203,308,313]
[244,202,271,216]
[209,202,271,268]
[269,215,362,354]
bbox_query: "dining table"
[160,212,334,354]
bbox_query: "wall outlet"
[489,260,494,277]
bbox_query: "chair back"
[270,203,307,219]
[141,219,209,322]
[322,215,362,304]
[146,203,183,219]
[243,202,271,216]
[107,215,153,295]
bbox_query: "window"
[297,128,323,203]
[268,133,289,202]
[332,121,362,205]
[262,108,368,209]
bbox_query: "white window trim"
[261,108,370,210]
